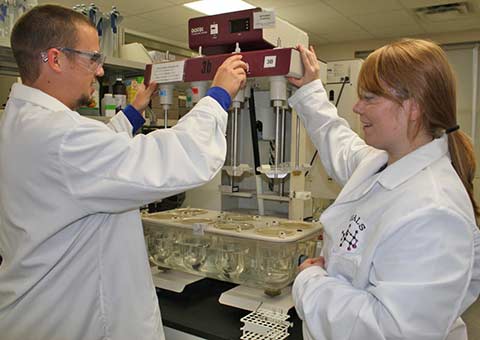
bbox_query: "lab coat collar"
[333,135,448,206]
[335,151,388,204]
[9,83,73,113]
[377,134,449,190]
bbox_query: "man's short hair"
[10,4,94,83]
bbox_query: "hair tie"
[445,125,460,134]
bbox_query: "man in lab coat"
[0,4,246,340]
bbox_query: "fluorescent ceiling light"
[184,0,255,15]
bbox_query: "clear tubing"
[164,109,168,129]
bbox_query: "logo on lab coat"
[339,214,366,251]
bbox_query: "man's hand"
[298,256,325,272]
[132,82,158,113]
[211,54,248,99]
[287,45,320,88]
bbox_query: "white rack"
[240,308,293,340]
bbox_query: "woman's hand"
[299,256,325,272]
[287,45,320,88]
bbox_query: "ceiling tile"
[350,9,419,30]
[121,15,171,34]
[136,5,200,26]
[319,30,374,42]
[323,0,403,15]
[248,0,319,9]
[298,15,365,34]
[306,32,331,45]
[369,24,426,38]
[274,2,342,23]
[421,16,480,33]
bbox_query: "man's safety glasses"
[41,47,106,73]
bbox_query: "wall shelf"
[103,56,146,78]
[0,37,18,77]
[0,37,146,78]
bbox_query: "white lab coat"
[289,80,480,340]
[0,83,228,340]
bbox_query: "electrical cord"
[305,76,349,177]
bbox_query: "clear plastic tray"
[143,209,322,295]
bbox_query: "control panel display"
[230,17,250,33]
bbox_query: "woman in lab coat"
[288,39,480,340]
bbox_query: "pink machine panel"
[188,8,274,55]
[184,48,302,82]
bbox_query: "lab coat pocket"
[327,251,360,282]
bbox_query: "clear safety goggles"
[41,47,106,73]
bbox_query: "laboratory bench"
[156,278,303,340]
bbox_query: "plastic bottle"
[102,93,116,117]
[126,76,144,104]
[89,80,100,111]
[112,77,127,112]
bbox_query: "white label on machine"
[192,223,206,236]
[327,63,351,83]
[253,11,276,29]
[210,23,218,35]
[149,61,185,83]
[264,55,277,68]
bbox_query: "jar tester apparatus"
[142,8,323,310]
[222,44,253,193]
[180,50,308,212]
[263,76,289,181]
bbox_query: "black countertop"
[156,278,303,340]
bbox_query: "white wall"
[446,46,480,204]
[314,30,480,206]
[314,29,480,61]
